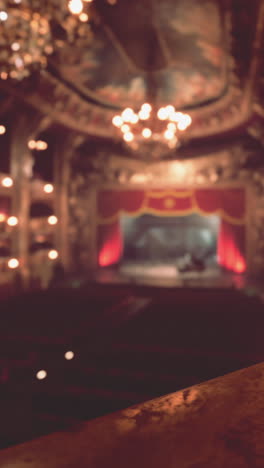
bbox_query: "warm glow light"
[36,140,48,151]
[28,140,36,150]
[0,213,6,222]
[141,103,152,113]
[8,258,19,269]
[79,12,88,21]
[68,0,83,14]
[165,105,175,117]
[157,107,168,120]
[48,249,59,260]
[112,115,123,127]
[44,183,54,194]
[171,112,183,122]
[36,370,47,380]
[7,216,18,226]
[112,103,192,150]
[0,11,8,21]
[142,128,152,139]
[2,177,13,187]
[164,129,174,140]
[65,351,74,360]
[130,114,139,124]
[170,161,186,179]
[11,42,20,51]
[167,122,177,132]
[121,124,130,133]
[138,109,150,120]
[123,132,134,142]
[121,108,134,122]
[48,215,58,225]
[0,125,6,135]
[177,121,188,131]
[168,138,178,149]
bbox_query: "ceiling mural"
[50,0,229,110]
[0,0,262,155]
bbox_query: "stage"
[93,261,244,289]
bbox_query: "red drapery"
[97,188,246,273]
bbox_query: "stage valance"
[97,189,246,225]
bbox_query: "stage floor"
[93,261,242,289]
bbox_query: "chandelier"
[0,0,93,80]
[112,103,192,154]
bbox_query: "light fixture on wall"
[0,0,94,80]
[112,103,192,154]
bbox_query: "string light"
[0,213,6,222]
[0,125,6,135]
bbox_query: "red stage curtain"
[97,220,123,267]
[217,220,246,273]
[97,188,247,272]
[97,189,245,224]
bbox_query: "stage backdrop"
[96,188,246,273]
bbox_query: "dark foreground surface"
[0,281,263,448]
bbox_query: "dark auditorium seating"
[0,283,263,448]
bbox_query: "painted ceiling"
[51,0,228,110]
[0,0,263,159]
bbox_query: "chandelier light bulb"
[167,122,177,132]
[123,132,134,142]
[0,125,6,135]
[68,0,84,15]
[121,124,130,133]
[177,121,188,131]
[171,112,183,123]
[121,108,134,122]
[157,107,168,120]
[141,103,152,113]
[164,129,174,140]
[112,115,123,127]
[142,128,152,139]
[138,109,150,120]
[165,105,175,117]
[130,114,139,124]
